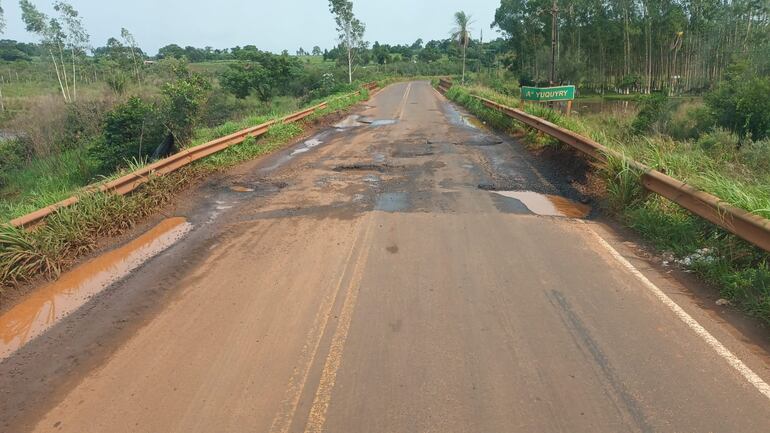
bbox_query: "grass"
[0,87,368,293]
[444,83,770,325]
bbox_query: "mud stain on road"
[0,217,193,360]
[491,191,591,218]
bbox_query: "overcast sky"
[1,0,503,54]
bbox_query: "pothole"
[333,164,399,173]
[487,190,591,218]
[392,148,435,158]
[230,186,255,193]
[461,136,504,146]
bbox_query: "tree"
[160,63,211,145]
[312,46,322,56]
[20,0,69,102]
[54,1,89,101]
[0,2,6,33]
[120,28,142,83]
[157,44,185,59]
[452,11,472,84]
[328,0,365,83]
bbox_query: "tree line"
[492,0,770,94]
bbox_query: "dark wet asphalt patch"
[376,192,409,212]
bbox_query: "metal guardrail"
[460,94,770,253]
[9,97,341,229]
[437,78,452,94]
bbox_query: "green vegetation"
[491,0,770,94]
[444,83,770,323]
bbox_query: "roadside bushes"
[705,64,770,140]
[631,93,670,134]
[90,65,212,172]
[160,67,212,145]
[89,97,165,172]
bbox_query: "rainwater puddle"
[463,116,486,129]
[370,119,398,126]
[230,186,255,193]
[0,217,193,359]
[492,191,590,218]
[335,115,363,128]
[290,138,324,156]
[334,115,397,128]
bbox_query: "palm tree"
[452,11,472,84]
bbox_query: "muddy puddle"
[230,186,255,193]
[335,115,398,129]
[291,138,324,156]
[0,217,193,359]
[492,191,590,218]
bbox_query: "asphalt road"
[2,81,770,432]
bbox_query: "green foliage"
[631,94,670,134]
[705,64,770,140]
[89,97,165,173]
[666,102,713,140]
[220,61,271,100]
[219,50,303,100]
[696,128,740,156]
[160,65,212,145]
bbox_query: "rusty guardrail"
[437,77,452,94]
[463,94,770,253]
[363,81,378,92]
[10,100,335,229]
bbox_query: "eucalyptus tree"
[492,0,770,93]
[0,1,5,33]
[452,11,472,84]
[54,1,90,101]
[20,0,67,102]
[19,0,89,102]
[328,0,365,83]
[121,28,142,84]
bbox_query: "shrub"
[705,63,770,140]
[696,128,740,156]
[667,101,712,140]
[739,139,770,172]
[632,93,670,134]
[89,97,166,172]
[160,66,212,146]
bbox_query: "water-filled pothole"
[230,186,255,193]
[333,164,399,173]
[0,217,193,359]
[491,190,590,218]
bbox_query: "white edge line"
[582,222,770,400]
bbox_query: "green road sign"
[521,85,576,102]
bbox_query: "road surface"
[2,81,770,432]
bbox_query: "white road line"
[582,223,770,400]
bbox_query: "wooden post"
[566,100,573,116]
